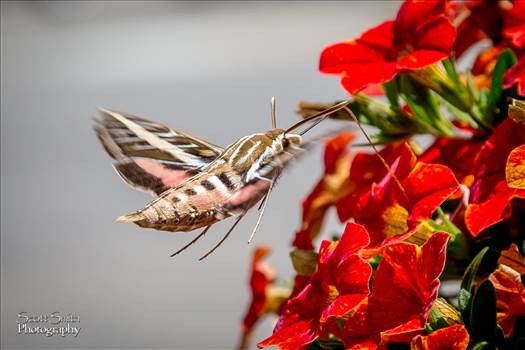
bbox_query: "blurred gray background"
[1,1,399,349]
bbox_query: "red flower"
[238,247,290,350]
[448,0,506,58]
[504,56,525,96]
[292,133,354,250]
[503,0,525,50]
[488,244,525,336]
[339,143,459,251]
[419,136,483,186]
[464,118,525,236]
[335,232,450,350]
[320,0,456,94]
[258,223,372,350]
[336,142,406,222]
[410,325,470,350]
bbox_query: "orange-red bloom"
[238,247,290,350]
[259,223,372,350]
[488,244,525,336]
[410,324,470,350]
[292,132,354,250]
[320,0,455,94]
[336,142,406,221]
[420,136,483,186]
[339,143,459,251]
[336,232,450,350]
[503,0,525,50]
[464,118,525,236]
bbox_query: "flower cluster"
[238,1,525,349]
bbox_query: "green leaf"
[460,247,489,295]
[471,342,493,350]
[383,80,400,107]
[459,247,489,330]
[471,280,497,342]
[488,49,517,106]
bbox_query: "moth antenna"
[198,214,245,261]
[248,176,276,244]
[271,96,277,129]
[286,100,349,134]
[170,225,212,257]
[342,106,409,202]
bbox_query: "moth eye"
[282,138,290,148]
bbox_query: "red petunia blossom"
[238,247,290,350]
[336,142,406,222]
[320,0,456,94]
[338,143,459,252]
[503,0,525,50]
[420,136,483,186]
[464,118,525,236]
[504,56,525,97]
[258,223,372,350]
[292,132,354,250]
[410,324,470,350]
[447,0,506,58]
[335,232,450,350]
[488,244,525,336]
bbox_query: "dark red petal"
[319,41,387,74]
[413,15,456,54]
[340,63,398,94]
[504,56,525,97]
[410,324,470,350]
[504,0,525,49]
[394,0,447,44]
[397,50,449,70]
[419,137,483,183]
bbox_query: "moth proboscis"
[94,99,350,259]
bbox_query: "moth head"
[281,133,302,148]
[265,129,303,149]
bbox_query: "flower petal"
[410,325,470,350]
[340,63,398,94]
[257,318,317,350]
[506,144,525,189]
[397,50,449,70]
[319,41,388,74]
[465,118,525,235]
[338,232,450,349]
[504,56,525,97]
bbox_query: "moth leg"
[248,175,276,244]
[198,214,245,261]
[170,225,212,257]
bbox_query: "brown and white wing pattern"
[94,108,223,195]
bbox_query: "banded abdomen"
[118,168,271,232]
